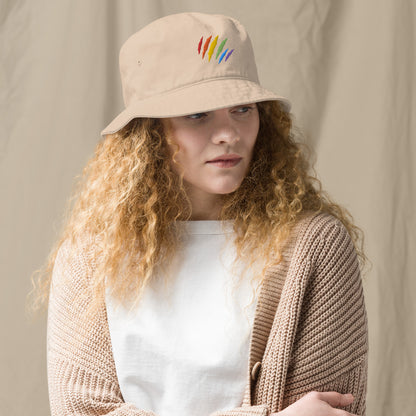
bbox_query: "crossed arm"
[47,217,368,416]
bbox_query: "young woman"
[30,12,368,416]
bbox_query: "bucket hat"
[101,12,291,137]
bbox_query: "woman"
[30,12,368,416]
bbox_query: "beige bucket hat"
[100,12,291,137]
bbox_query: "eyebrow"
[196,104,255,114]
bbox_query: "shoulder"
[52,232,103,291]
[49,233,107,327]
[291,211,356,266]
[295,210,352,244]
[296,210,349,238]
[56,232,102,268]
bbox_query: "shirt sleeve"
[47,236,271,416]
[281,216,369,416]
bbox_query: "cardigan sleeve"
[47,236,271,416]
[281,216,369,416]
[47,236,158,416]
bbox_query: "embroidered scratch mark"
[207,35,218,61]
[225,49,234,61]
[198,36,203,54]
[202,35,212,59]
[198,35,234,64]
[216,38,227,59]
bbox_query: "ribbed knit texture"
[47,211,368,416]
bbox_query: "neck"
[184,185,223,221]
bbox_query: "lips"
[206,154,242,168]
[207,153,242,162]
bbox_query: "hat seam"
[136,75,254,101]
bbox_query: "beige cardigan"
[47,211,368,416]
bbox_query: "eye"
[234,105,254,114]
[185,112,207,120]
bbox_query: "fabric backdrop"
[1,0,415,415]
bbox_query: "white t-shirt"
[105,220,260,416]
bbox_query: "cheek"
[247,118,260,152]
[167,136,201,174]
[175,133,206,161]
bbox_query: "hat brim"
[100,78,291,137]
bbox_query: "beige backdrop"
[1,0,415,415]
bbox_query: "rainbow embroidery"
[198,35,234,63]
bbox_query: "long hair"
[27,100,368,318]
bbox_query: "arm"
[47,236,272,416]
[281,216,369,415]
[47,236,157,415]
[209,406,270,416]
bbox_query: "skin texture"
[161,103,260,220]
[270,391,357,416]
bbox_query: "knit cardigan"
[47,211,369,416]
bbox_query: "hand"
[270,391,357,416]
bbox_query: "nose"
[210,110,240,145]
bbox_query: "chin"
[212,182,243,195]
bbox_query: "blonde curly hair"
[27,100,368,318]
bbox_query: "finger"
[334,411,358,416]
[310,391,354,407]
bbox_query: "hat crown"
[119,12,260,107]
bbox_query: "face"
[161,104,260,200]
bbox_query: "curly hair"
[27,100,368,319]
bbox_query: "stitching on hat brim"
[137,75,254,101]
